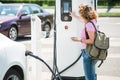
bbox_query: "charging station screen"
[63,2,69,13]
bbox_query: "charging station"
[54,0,97,80]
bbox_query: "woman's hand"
[70,12,76,17]
[70,12,83,22]
[71,37,82,42]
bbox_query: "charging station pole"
[27,14,42,80]
[55,0,96,80]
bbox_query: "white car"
[0,33,27,80]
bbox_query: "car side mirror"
[20,13,28,19]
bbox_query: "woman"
[70,3,98,80]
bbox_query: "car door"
[17,5,31,35]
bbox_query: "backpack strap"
[89,21,97,31]
[85,21,97,39]
[98,60,103,68]
[85,27,89,39]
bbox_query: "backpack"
[85,21,109,67]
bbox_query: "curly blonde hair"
[79,3,98,21]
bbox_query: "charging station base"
[56,75,97,80]
[56,76,85,80]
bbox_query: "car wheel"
[3,69,22,80]
[8,26,18,41]
[44,24,51,38]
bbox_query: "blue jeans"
[81,49,97,80]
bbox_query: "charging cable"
[25,50,58,80]
[25,50,82,80]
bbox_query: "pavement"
[98,75,120,80]
[110,37,120,47]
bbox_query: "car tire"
[8,26,18,41]
[3,69,23,80]
[44,24,51,38]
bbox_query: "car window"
[21,6,31,15]
[30,5,43,14]
[0,5,18,16]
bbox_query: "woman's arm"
[71,31,95,44]
[82,31,95,44]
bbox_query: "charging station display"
[63,2,69,13]
[55,0,96,80]
[61,0,72,21]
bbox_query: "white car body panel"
[0,33,27,80]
